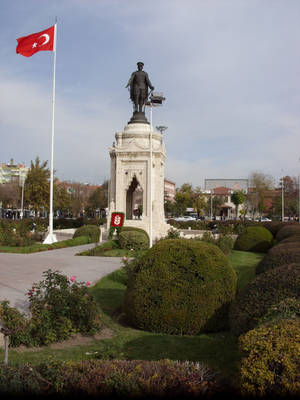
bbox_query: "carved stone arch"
[126,174,143,220]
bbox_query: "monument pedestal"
[108,123,170,242]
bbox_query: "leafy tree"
[85,181,108,217]
[192,187,207,218]
[212,195,225,217]
[0,181,20,209]
[248,171,274,218]
[173,184,193,216]
[54,181,72,214]
[164,199,175,216]
[24,157,50,216]
[231,190,246,218]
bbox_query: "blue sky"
[0,0,299,187]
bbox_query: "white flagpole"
[44,19,58,244]
[149,103,153,248]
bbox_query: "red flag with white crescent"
[16,25,55,57]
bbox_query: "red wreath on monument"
[110,212,125,228]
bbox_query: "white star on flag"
[32,42,37,48]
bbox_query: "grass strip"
[0,236,93,254]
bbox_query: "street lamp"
[145,92,166,248]
[210,190,213,220]
[280,176,284,222]
[19,176,25,219]
[156,126,168,135]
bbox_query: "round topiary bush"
[122,226,149,240]
[229,263,300,336]
[276,223,300,242]
[280,234,300,244]
[256,244,300,274]
[239,319,300,398]
[234,226,273,253]
[73,224,100,242]
[123,239,237,335]
[259,297,300,325]
[261,221,286,236]
[118,230,149,251]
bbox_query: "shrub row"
[0,359,220,398]
[229,263,300,336]
[250,223,300,275]
[256,243,300,274]
[124,239,237,335]
[275,223,300,242]
[167,219,256,234]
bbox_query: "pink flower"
[122,256,127,261]
[86,281,91,286]
[84,293,89,297]
[70,275,76,282]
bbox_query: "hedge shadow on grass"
[123,333,240,378]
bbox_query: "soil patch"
[12,327,115,352]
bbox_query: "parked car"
[174,216,196,222]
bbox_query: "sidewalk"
[0,243,122,314]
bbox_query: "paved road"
[0,243,122,314]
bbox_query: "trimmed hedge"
[256,244,300,274]
[73,224,100,242]
[276,223,300,242]
[261,221,286,236]
[167,219,255,234]
[234,226,273,253]
[124,239,237,335]
[0,359,220,398]
[229,263,300,336]
[119,230,149,251]
[259,297,300,325]
[280,234,300,244]
[239,319,300,397]
[122,226,149,241]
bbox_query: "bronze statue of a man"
[126,62,154,113]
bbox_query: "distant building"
[164,179,176,203]
[204,178,248,193]
[0,159,29,184]
[204,179,248,219]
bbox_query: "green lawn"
[2,250,263,381]
[0,236,92,253]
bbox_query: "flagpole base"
[43,232,58,244]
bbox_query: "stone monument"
[107,62,170,241]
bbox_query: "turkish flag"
[16,25,55,57]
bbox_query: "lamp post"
[146,92,166,248]
[19,176,25,219]
[280,176,284,222]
